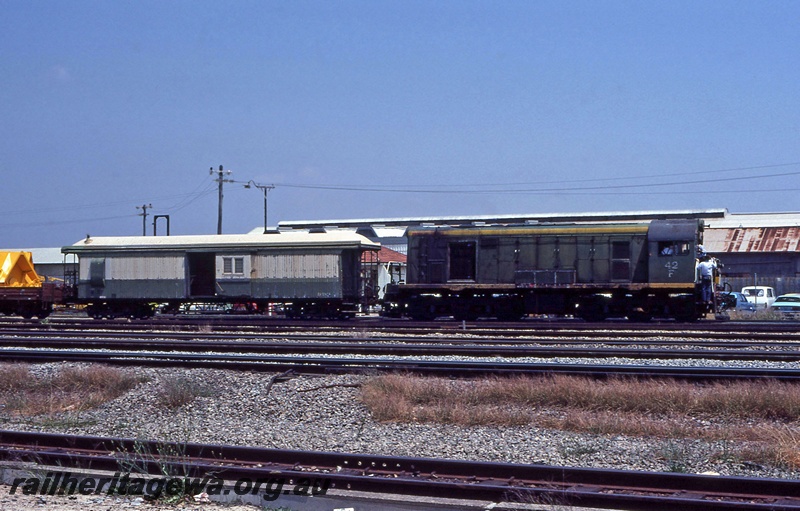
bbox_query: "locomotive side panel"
[390,220,708,321]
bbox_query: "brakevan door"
[186,252,216,297]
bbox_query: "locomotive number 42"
[664,261,679,278]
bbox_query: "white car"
[741,286,776,309]
[770,294,800,318]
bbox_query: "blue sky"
[2,1,799,248]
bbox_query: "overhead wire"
[274,168,800,194]
[273,161,800,191]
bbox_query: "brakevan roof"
[62,231,380,254]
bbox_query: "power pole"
[211,165,233,234]
[244,181,276,234]
[136,204,152,236]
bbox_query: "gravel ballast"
[2,363,799,508]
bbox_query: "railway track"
[2,319,800,380]
[1,347,800,381]
[2,332,800,362]
[3,314,800,339]
[1,430,799,510]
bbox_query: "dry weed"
[360,374,800,468]
[0,363,142,416]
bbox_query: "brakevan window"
[449,241,476,280]
[222,257,244,275]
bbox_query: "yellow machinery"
[0,251,43,287]
[0,251,60,319]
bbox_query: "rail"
[1,430,799,510]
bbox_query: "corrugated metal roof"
[704,227,800,253]
[705,212,800,229]
[62,231,380,254]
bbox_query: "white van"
[741,286,776,309]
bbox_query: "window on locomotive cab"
[658,241,691,256]
[449,241,476,280]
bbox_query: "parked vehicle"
[741,286,776,309]
[770,293,800,317]
[719,291,757,313]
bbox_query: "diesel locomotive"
[382,219,716,321]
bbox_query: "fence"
[722,276,800,297]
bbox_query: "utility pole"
[136,204,152,236]
[245,181,276,234]
[211,165,233,234]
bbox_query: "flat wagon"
[0,251,63,319]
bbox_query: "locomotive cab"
[647,220,702,284]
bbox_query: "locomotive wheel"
[410,308,437,321]
[495,303,524,321]
[452,304,479,321]
[671,296,699,322]
[628,309,653,322]
[577,297,608,322]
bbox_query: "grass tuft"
[156,375,217,408]
[361,374,800,469]
[0,363,143,416]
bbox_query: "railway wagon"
[0,251,63,319]
[62,231,379,319]
[383,219,707,321]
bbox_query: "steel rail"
[2,336,800,362]
[3,315,800,339]
[1,348,800,380]
[5,321,800,348]
[5,328,800,348]
[1,430,799,510]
